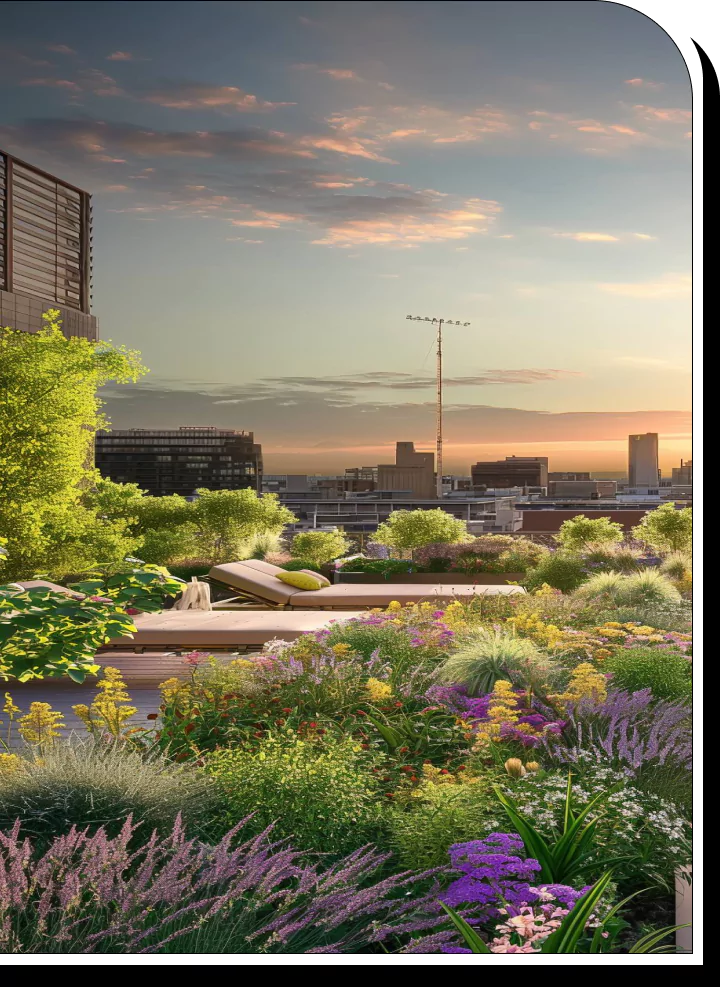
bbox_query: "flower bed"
[0,574,693,955]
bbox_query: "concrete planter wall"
[334,572,525,585]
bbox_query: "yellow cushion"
[276,571,324,591]
[299,569,331,588]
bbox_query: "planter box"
[334,572,524,585]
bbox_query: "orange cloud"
[599,273,691,298]
[143,85,295,112]
[555,232,620,242]
[107,51,135,61]
[633,105,691,124]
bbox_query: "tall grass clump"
[0,739,219,850]
[436,628,554,696]
[573,570,681,608]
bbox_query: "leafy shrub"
[605,647,691,701]
[0,817,443,954]
[436,628,553,695]
[205,731,386,855]
[387,772,501,870]
[291,530,350,567]
[0,740,219,851]
[525,552,587,593]
[556,515,624,551]
[632,503,692,554]
[574,571,681,608]
[414,536,546,575]
[374,509,469,553]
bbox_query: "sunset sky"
[0,1,692,474]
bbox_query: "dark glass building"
[471,456,549,491]
[0,148,97,340]
[95,428,263,498]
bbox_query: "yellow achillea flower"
[3,693,20,718]
[387,601,403,613]
[554,663,608,705]
[73,667,137,738]
[0,753,24,775]
[364,678,393,703]
[18,703,64,747]
[160,677,193,707]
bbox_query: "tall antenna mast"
[406,315,471,499]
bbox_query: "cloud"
[142,83,295,112]
[633,233,657,240]
[107,51,135,61]
[47,44,76,55]
[294,63,393,89]
[624,78,664,89]
[632,105,692,124]
[598,273,691,298]
[100,378,689,461]
[22,68,124,97]
[555,232,620,242]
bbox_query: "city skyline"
[0,1,692,472]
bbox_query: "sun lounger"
[206,559,526,610]
[101,609,365,652]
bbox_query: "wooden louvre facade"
[0,148,92,314]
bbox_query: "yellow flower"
[0,753,24,776]
[387,601,403,613]
[74,667,137,738]
[18,703,64,747]
[3,693,20,718]
[553,663,607,705]
[364,678,393,703]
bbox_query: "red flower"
[385,793,394,799]
[356,710,368,717]
[399,747,410,754]
[309,722,318,729]
[282,708,293,714]
[457,765,467,772]
[410,776,419,783]
[317,729,326,735]
[440,769,449,775]
[146,713,158,721]
[125,607,141,616]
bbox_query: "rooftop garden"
[0,314,694,955]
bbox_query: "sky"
[0,1,692,475]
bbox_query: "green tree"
[632,503,692,554]
[374,509,469,555]
[0,312,146,581]
[556,515,624,551]
[291,530,350,567]
[193,489,296,564]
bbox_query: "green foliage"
[374,509,469,553]
[605,647,692,701]
[387,776,500,869]
[88,480,297,566]
[0,740,219,851]
[0,564,180,682]
[338,558,417,576]
[525,552,587,593]
[556,515,624,551]
[436,628,552,695]
[495,773,609,884]
[69,562,185,613]
[291,529,350,567]
[581,542,644,574]
[632,503,693,554]
[205,731,386,855]
[0,312,145,582]
[0,586,132,683]
[504,768,692,892]
[574,570,681,607]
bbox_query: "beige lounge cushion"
[299,569,332,588]
[104,610,365,648]
[209,562,299,605]
[290,583,526,608]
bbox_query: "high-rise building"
[0,149,97,340]
[628,433,660,488]
[472,456,549,491]
[378,441,436,499]
[95,427,263,498]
